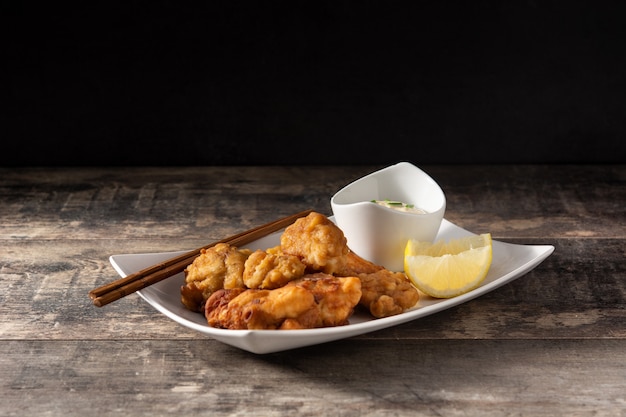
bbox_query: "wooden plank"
[428,164,626,239]
[1,339,624,416]
[1,165,624,416]
[1,165,624,240]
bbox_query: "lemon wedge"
[404,234,493,298]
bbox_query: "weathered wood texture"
[2,339,624,417]
[1,165,625,416]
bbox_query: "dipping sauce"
[371,199,428,214]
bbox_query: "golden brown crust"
[243,249,306,289]
[357,270,419,318]
[335,249,419,318]
[180,243,251,312]
[205,274,361,330]
[280,212,349,274]
[183,211,419,327]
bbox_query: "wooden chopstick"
[89,209,314,307]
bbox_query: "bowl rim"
[330,161,446,213]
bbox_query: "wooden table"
[1,165,624,416]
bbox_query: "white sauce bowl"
[331,162,446,272]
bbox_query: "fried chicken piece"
[280,212,349,274]
[183,211,416,324]
[205,286,317,330]
[243,249,306,289]
[289,273,362,327]
[356,269,419,318]
[205,274,361,330]
[337,250,385,275]
[280,211,418,318]
[336,249,419,318]
[180,243,251,312]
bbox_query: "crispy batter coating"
[280,211,349,274]
[205,286,317,330]
[205,274,361,330]
[180,243,251,312]
[292,273,362,327]
[336,249,419,318]
[182,211,419,324]
[356,269,419,318]
[243,249,306,289]
[337,251,384,275]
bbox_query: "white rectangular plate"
[109,218,554,354]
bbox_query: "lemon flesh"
[404,234,493,298]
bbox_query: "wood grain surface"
[1,165,624,416]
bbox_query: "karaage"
[355,269,420,318]
[336,249,420,318]
[181,243,251,312]
[285,212,420,318]
[182,211,419,328]
[205,274,361,330]
[280,211,348,274]
[243,249,306,289]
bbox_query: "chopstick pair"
[89,209,314,307]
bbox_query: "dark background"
[4,1,625,166]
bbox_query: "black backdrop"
[4,1,625,166]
